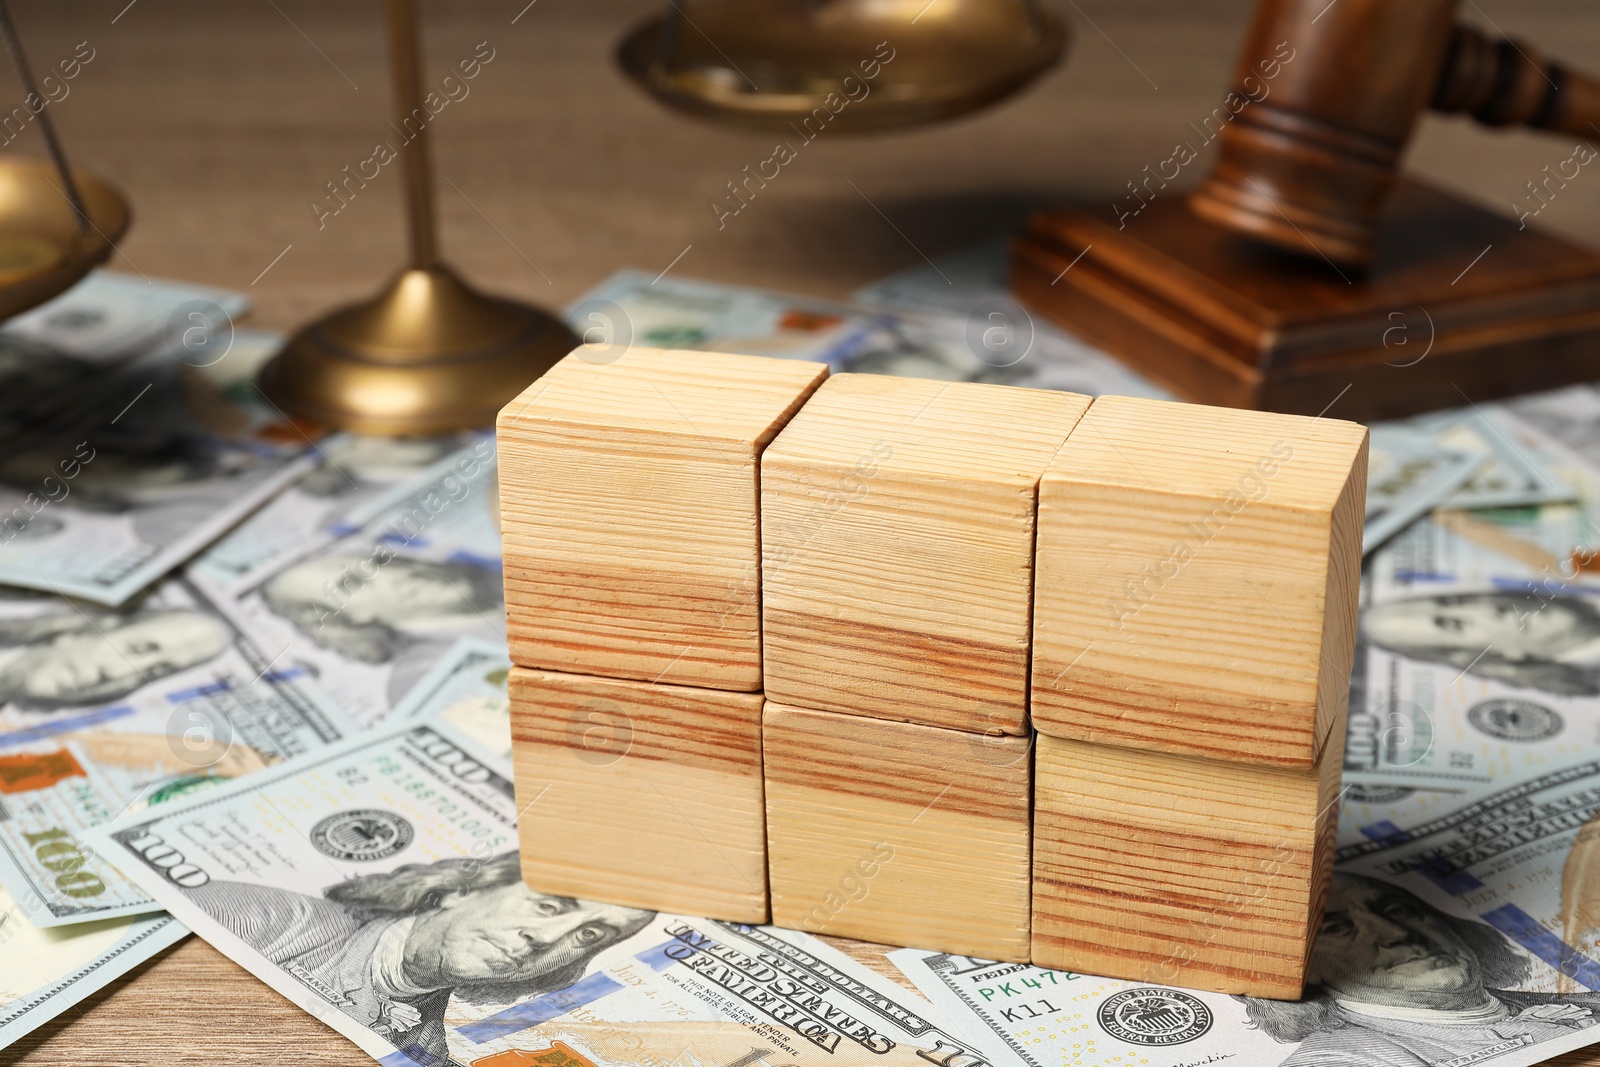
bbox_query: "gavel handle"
[1432,23,1600,139]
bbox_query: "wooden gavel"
[1190,0,1600,269]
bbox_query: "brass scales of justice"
[256,0,1069,434]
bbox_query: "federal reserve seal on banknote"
[1096,988,1213,1046]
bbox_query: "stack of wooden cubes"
[499,347,1366,998]
[1027,398,1364,997]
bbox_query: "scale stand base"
[259,265,577,436]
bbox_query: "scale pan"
[618,0,1068,133]
[0,156,127,321]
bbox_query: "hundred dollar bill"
[853,238,1017,318]
[1366,507,1589,607]
[1337,781,1471,850]
[892,908,1600,1067]
[0,879,186,1052]
[1406,408,1573,511]
[1506,384,1600,473]
[1340,753,1600,1005]
[0,340,315,606]
[1344,642,1600,789]
[1498,406,1600,559]
[3,269,247,360]
[1365,424,1482,553]
[1368,412,1600,607]
[893,765,1600,1067]
[1352,434,1600,791]
[88,721,1000,1067]
[0,271,248,442]
[0,578,355,925]
[183,333,488,596]
[855,236,1173,393]
[394,637,511,758]
[0,744,156,923]
[194,439,503,728]
[572,269,1175,400]
[190,432,487,597]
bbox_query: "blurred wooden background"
[10,0,1600,1062]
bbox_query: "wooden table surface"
[10,0,1600,1063]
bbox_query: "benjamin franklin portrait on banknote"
[1243,874,1600,1066]
[295,436,461,500]
[260,555,504,668]
[0,433,260,513]
[0,607,231,710]
[1362,591,1600,697]
[185,851,652,1066]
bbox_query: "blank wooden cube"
[763,702,1032,962]
[510,667,767,922]
[498,348,828,691]
[761,375,1091,734]
[1030,395,1367,768]
[1031,730,1343,998]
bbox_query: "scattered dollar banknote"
[1345,642,1600,790]
[2,269,247,361]
[1498,405,1600,560]
[1336,781,1470,849]
[181,330,488,597]
[394,637,511,758]
[0,879,186,1051]
[0,743,155,924]
[1365,423,1482,553]
[1341,752,1600,1003]
[571,269,1175,400]
[1405,408,1574,511]
[194,439,503,728]
[1352,426,1600,790]
[0,578,356,925]
[1366,506,1587,607]
[0,340,316,606]
[1367,410,1600,606]
[1506,383,1600,473]
[889,739,1600,1067]
[852,238,1017,318]
[190,432,488,598]
[892,920,1600,1067]
[89,721,1002,1067]
[892,761,1600,1067]
[0,271,249,446]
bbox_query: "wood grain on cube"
[510,666,768,922]
[497,348,827,690]
[1030,395,1367,767]
[763,702,1032,962]
[761,375,1091,734]
[1032,730,1343,998]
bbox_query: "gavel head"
[1188,0,1462,269]
[1188,0,1599,269]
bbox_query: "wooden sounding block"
[1012,181,1600,422]
[509,666,768,923]
[1030,394,1367,768]
[762,702,1033,962]
[1031,730,1343,998]
[497,347,828,691]
[761,375,1091,734]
